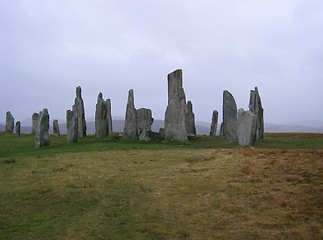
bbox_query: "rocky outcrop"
[237,109,257,146]
[53,120,60,136]
[123,89,138,140]
[164,69,188,142]
[210,110,218,136]
[137,108,153,135]
[6,111,14,132]
[73,86,86,138]
[223,90,237,143]
[35,109,50,148]
[16,121,21,137]
[32,112,40,134]
[186,101,196,135]
[66,110,78,143]
[139,130,161,142]
[249,87,264,141]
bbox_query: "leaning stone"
[73,86,87,138]
[223,90,238,143]
[5,111,14,132]
[35,109,50,148]
[164,69,188,142]
[123,89,138,140]
[137,108,154,135]
[186,101,196,135]
[53,120,60,136]
[16,121,21,137]
[139,130,161,142]
[66,110,78,143]
[249,87,264,141]
[237,109,257,146]
[210,110,218,136]
[32,112,40,134]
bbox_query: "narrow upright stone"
[137,108,154,135]
[66,110,78,143]
[164,69,188,142]
[185,101,196,135]
[32,112,40,134]
[73,86,86,138]
[53,120,60,136]
[249,87,264,141]
[5,111,14,132]
[16,121,21,137]
[106,99,113,133]
[223,90,238,143]
[35,109,50,148]
[123,89,138,140]
[95,92,109,138]
[210,110,218,136]
[237,109,257,146]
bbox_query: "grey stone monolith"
[219,122,224,136]
[237,108,257,146]
[6,111,14,132]
[123,89,138,140]
[66,110,78,143]
[95,92,108,138]
[137,108,154,135]
[164,70,188,142]
[16,121,21,137]
[32,112,40,134]
[210,110,218,136]
[53,120,60,136]
[106,99,113,133]
[223,90,237,143]
[35,109,50,148]
[73,86,86,138]
[249,87,264,141]
[186,101,196,135]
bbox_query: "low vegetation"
[0,132,322,239]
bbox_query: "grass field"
[0,132,322,239]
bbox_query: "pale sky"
[1,0,323,125]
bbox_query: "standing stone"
[95,92,109,138]
[219,122,224,136]
[32,112,40,134]
[223,90,238,143]
[210,110,218,136]
[186,101,196,135]
[106,99,113,133]
[66,110,78,143]
[73,86,86,138]
[164,69,188,142]
[5,111,14,132]
[53,120,60,136]
[16,121,21,137]
[237,108,257,146]
[249,87,264,141]
[35,109,50,148]
[123,89,138,140]
[137,108,154,135]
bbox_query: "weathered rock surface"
[6,111,14,132]
[186,101,196,135]
[53,120,60,136]
[16,121,21,137]
[249,87,264,141]
[95,93,109,138]
[35,109,50,148]
[237,108,257,146]
[66,110,78,143]
[164,69,188,142]
[106,99,113,133]
[137,108,153,135]
[32,112,40,134]
[139,130,161,142]
[73,86,87,138]
[123,89,138,140]
[210,110,218,136]
[223,90,237,143]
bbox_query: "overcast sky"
[1,0,323,125]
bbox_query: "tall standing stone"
[5,111,14,132]
[32,112,40,134]
[16,121,21,137]
[210,110,218,136]
[66,110,78,143]
[123,89,138,140]
[237,108,257,146]
[249,87,264,141]
[95,92,109,138]
[164,69,188,142]
[137,108,154,134]
[223,90,238,143]
[185,101,196,135]
[53,120,60,136]
[106,99,113,133]
[73,86,86,138]
[35,109,50,148]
